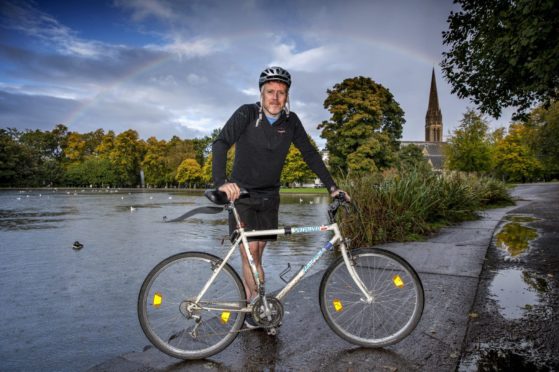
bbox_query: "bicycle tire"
[138,251,246,359]
[319,248,424,347]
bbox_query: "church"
[400,68,446,170]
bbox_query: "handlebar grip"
[204,188,250,205]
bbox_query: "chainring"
[252,296,284,328]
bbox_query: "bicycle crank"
[252,296,284,329]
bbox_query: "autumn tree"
[108,129,145,186]
[492,123,542,182]
[176,158,202,188]
[201,146,235,185]
[441,0,559,119]
[281,144,317,186]
[445,109,492,172]
[142,137,170,187]
[318,76,405,175]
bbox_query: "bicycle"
[138,189,424,359]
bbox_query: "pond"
[0,189,333,371]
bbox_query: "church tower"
[425,68,443,142]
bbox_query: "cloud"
[1,1,110,58]
[270,43,343,73]
[0,0,516,146]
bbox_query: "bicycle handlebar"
[205,188,353,223]
[204,188,250,205]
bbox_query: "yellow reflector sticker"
[333,299,343,312]
[393,275,404,288]
[153,292,162,308]
[221,312,231,324]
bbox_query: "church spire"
[425,68,443,142]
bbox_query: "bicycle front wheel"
[319,248,424,347]
[138,251,246,359]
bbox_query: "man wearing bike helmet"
[212,66,349,327]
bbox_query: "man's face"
[261,81,288,117]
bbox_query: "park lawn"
[279,187,328,194]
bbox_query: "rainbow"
[64,51,173,125]
[63,33,439,127]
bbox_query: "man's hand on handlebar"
[330,189,351,202]
[218,182,241,201]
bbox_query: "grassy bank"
[279,187,328,194]
[336,169,514,248]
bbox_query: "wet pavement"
[458,183,559,371]
[90,183,559,371]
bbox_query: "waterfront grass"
[336,169,513,247]
[280,187,328,194]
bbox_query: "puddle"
[459,343,551,372]
[495,215,539,257]
[489,268,544,320]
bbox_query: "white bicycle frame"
[194,202,373,314]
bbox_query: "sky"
[0,0,515,147]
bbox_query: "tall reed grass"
[336,169,513,247]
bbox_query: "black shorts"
[229,196,280,242]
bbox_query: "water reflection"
[489,268,542,320]
[495,215,539,257]
[0,190,333,371]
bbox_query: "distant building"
[400,68,446,170]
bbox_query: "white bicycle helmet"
[259,66,291,89]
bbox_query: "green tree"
[281,144,316,186]
[201,146,235,185]
[492,123,542,182]
[318,76,405,175]
[397,144,431,174]
[525,101,559,180]
[192,129,221,167]
[176,158,202,187]
[441,0,559,119]
[0,129,36,186]
[445,109,492,172]
[18,125,68,186]
[65,157,118,187]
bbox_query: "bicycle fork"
[341,246,373,303]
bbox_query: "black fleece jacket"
[212,103,336,197]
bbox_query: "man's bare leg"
[240,240,267,302]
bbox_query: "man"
[212,66,348,327]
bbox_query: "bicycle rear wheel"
[319,248,424,347]
[138,251,246,359]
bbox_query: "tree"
[525,101,559,180]
[441,0,559,119]
[397,144,431,174]
[492,123,542,182]
[108,129,145,186]
[281,144,316,186]
[318,76,405,175]
[445,109,492,172]
[19,126,67,185]
[201,146,235,185]
[0,129,36,186]
[142,137,170,187]
[192,129,221,167]
[175,158,202,187]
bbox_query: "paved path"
[91,184,551,371]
